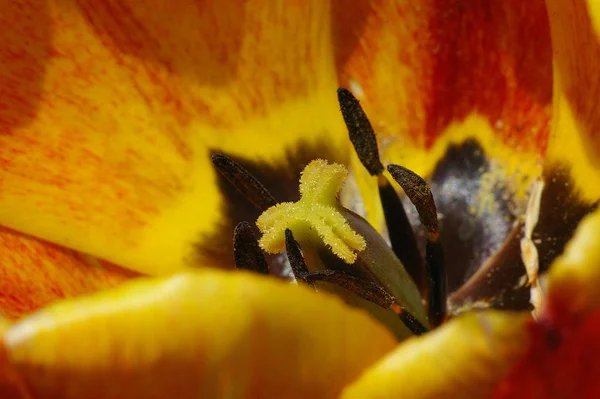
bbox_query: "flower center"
[257,159,366,264]
[206,88,598,340]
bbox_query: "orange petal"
[0,226,133,320]
[333,0,552,224]
[0,1,348,275]
[1,269,397,399]
[544,0,600,201]
[341,311,530,399]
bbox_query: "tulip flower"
[1,1,600,398]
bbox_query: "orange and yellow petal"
[544,0,600,201]
[335,0,551,154]
[341,311,530,399]
[333,0,552,226]
[0,0,349,276]
[0,269,396,399]
[0,226,132,320]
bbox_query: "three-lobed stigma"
[256,159,366,264]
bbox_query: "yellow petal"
[546,208,600,320]
[588,0,600,39]
[342,311,530,399]
[545,0,600,201]
[0,226,132,320]
[1,269,396,399]
[0,1,348,275]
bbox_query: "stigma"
[256,159,366,264]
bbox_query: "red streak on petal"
[0,1,50,135]
[425,0,552,151]
[335,0,552,153]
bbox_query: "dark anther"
[211,154,277,212]
[397,308,428,336]
[337,88,384,176]
[303,269,395,310]
[233,221,270,274]
[387,164,439,232]
[378,175,425,293]
[284,229,314,288]
[388,163,447,327]
[337,89,426,295]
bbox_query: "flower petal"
[0,0,348,275]
[588,0,600,39]
[545,208,600,322]
[0,226,132,320]
[1,269,397,399]
[491,208,600,397]
[334,0,551,164]
[493,308,600,398]
[341,311,530,399]
[544,0,600,201]
[334,0,552,234]
[0,318,28,399]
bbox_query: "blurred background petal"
[342,311,530,399]
[1,270,396,399]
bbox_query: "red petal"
[494,309,600,398]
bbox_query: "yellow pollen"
[256,159,366,264]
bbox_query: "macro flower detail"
[221,155,428,337]
[257,159,366,264]
[1,0,600,398]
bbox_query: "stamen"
[284,229,314,288]
[338,88,425,293]
[393,306,428,336]
[233,221,270,274]
[257,159,366,264]
[211,154,277,212]
[387,164,439,234]
[337,88,384,176]
[258,159,427,331]
[424,239,446,326]
[378,175,426,292]
[304,269,429,336]
[303,269,395,309]
[388,164,448,327]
